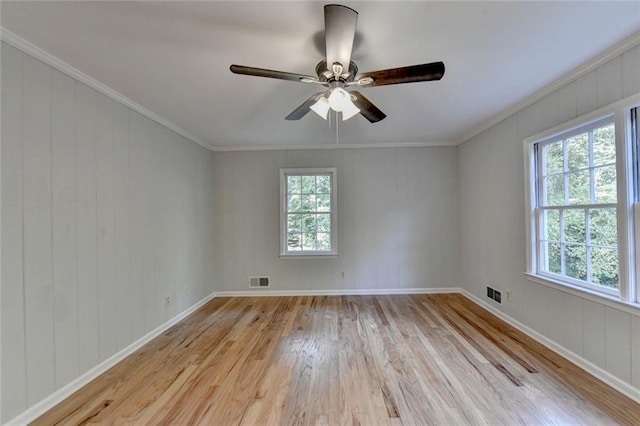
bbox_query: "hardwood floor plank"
[32,294,640,425]
[136,364,198,424]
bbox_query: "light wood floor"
[34,294,640,425]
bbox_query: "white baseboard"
[7,287,639,425]
[459,289,640,404]
[3,287,455,424]
[213,287,461,297]
[5,291,217,426]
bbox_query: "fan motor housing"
[316,60,358,83]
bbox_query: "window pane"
[302,232,317,250]
[543,209,560,241]
[532,120,619,295]
[543,141,564,175]
[317,175,330,193]
[543,241,562,274]
[589,208,617,247]
[591,247,619,289]
[287,175,301,194]
[301,194,316,212]
[287,214,302,233]
[564,209,585,244]
[543,175,564,206]
[287,194,301,212]
[317,214,330,232]
[287,232,302,250]
[593,124,615,166]
[301,214,316,233]
[317,233,331,251]
[565,244,587,281]
[567,132,589,170]
[301,176,316,194]
[317,193,330,212]
[282,169,336,255]
[568,170,590,205]
[594,165,617,203]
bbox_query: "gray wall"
[1,43,217,421]
[458,44,640,391]
[212,147,460,292]
[4,32,640,424]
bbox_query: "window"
[280,168,337,257]
[536,119,619,293]
[524,94,640,304]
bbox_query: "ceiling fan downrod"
[229,4,444,124]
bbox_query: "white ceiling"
[2,1,640,150]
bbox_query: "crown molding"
[7,24,636,152]
[211,140,457,152]
[0,27,214,152]
[457,30,640,145]
[0,28,454,153]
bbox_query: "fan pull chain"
[335,111,340,145]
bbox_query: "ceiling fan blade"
[285,93,325,120]
[350,91,386,123]
[230,65,317,83]
[324,4,358,70]
[357,62,445,87]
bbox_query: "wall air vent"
[249,276,270,288]
[486,286,502,304]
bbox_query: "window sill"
[280,254,338,260]
[524,272,640,317]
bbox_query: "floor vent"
[249,276,270,288]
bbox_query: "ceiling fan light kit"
[230,4,445,124]
[310,96,331,120]
[328,88,360,120]
[309,87,360,121]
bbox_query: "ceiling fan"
[230,4,445,123]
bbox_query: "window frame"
[535,117,618,295]
[524,93,640,305]
[279,167,338,258]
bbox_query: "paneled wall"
[458,44,640,390]
[1,43,217,421]
[4,27,638,424]
[212,147,460,292]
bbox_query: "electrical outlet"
[506,290,512,302]
[165,296,171,306]
[340,271,345,279]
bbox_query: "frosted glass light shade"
[310,88,360,121]
[310,97,330,120]
[328,88,360,121]
[341,100,360,121]
[327,87,350,112]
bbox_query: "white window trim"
[535,116,618,295]
[523,92,640,305]
[279,167,338,258]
